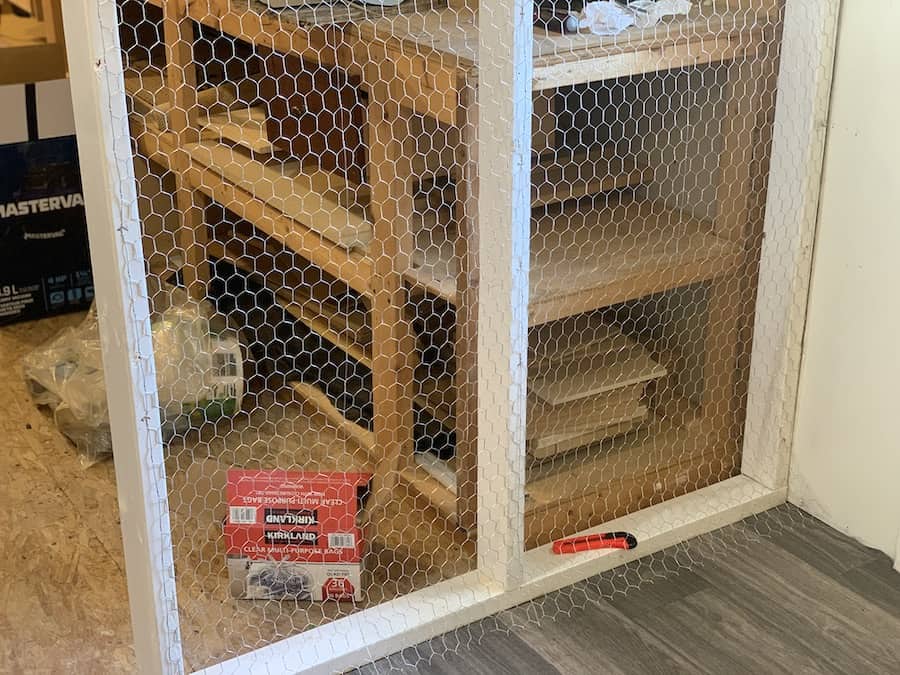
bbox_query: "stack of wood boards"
[527,322,666,460]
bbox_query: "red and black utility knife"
[552,531,638,555]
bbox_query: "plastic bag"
[579,1,635,35]
[579,0,693,36]
[627,0,692,29]
[23,297,245,466]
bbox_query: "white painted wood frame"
[61,0,842,672]
[61,1,183,673]
[472,0,532,589]
[741,0,842,490]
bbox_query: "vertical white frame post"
[475,0,533,586]
[61,1,183,672]
[741,0,842,489]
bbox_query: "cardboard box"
[0,1,67,86]
[0,78,92,326]
[225,469,371,601]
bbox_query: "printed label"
[264,508,318,526]
[264,530,318,546]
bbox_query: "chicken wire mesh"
[81,0,834,670]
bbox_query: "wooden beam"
[365,60,418,518]
[61,0,183,670]
[162,0,207,299]
[453,79,479,534]
[703,55,766,450]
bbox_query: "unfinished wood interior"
[118,0,784,654]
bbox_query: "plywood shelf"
[356,3,772,89]
[186,141,372,250]
[407,195,741,325]
[532,146,653,208]
[400,403,734,547]
[208,236,455,430]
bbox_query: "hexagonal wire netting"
[79,0,836,670]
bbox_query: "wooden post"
[454,79,479,533]
[162,0,207,300]
[742,0,842,488]
[703,54,766,461]
[61,0,183,671]
[365,60,418,513]
[475,0,532,587]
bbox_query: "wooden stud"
[702,55,767,451]
[162,0,207,299]
[453,79,479,534]
[365,61,418,513]
[175,189,210,299]
[161,0,198,146]
[62,0,183,670]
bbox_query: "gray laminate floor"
[358,506,900,674]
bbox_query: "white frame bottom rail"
[198,476,784,675]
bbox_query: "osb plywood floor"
[0,313,472,671]
[0,313,136,673]
[163,394,473,669]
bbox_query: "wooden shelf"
[209,236,455,429]
[355,3,773,88]
[532,147,653,208]
[186,140,371,250]
[523,415,739,547]
[165,2,773,123]
[126,79,674,321]
[135,105,448,299]
[527,392,647,461]
[202,106,274,154]
[528,324,667,405]
[407,195,741,325]
[125,62,249,138]
[207,238,372,365]
[417,144,651,214]
[400,408,736,548]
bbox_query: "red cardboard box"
[225,469,371,601]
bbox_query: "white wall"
[790,0,900,566]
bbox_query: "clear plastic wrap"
[24,298,245,466]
